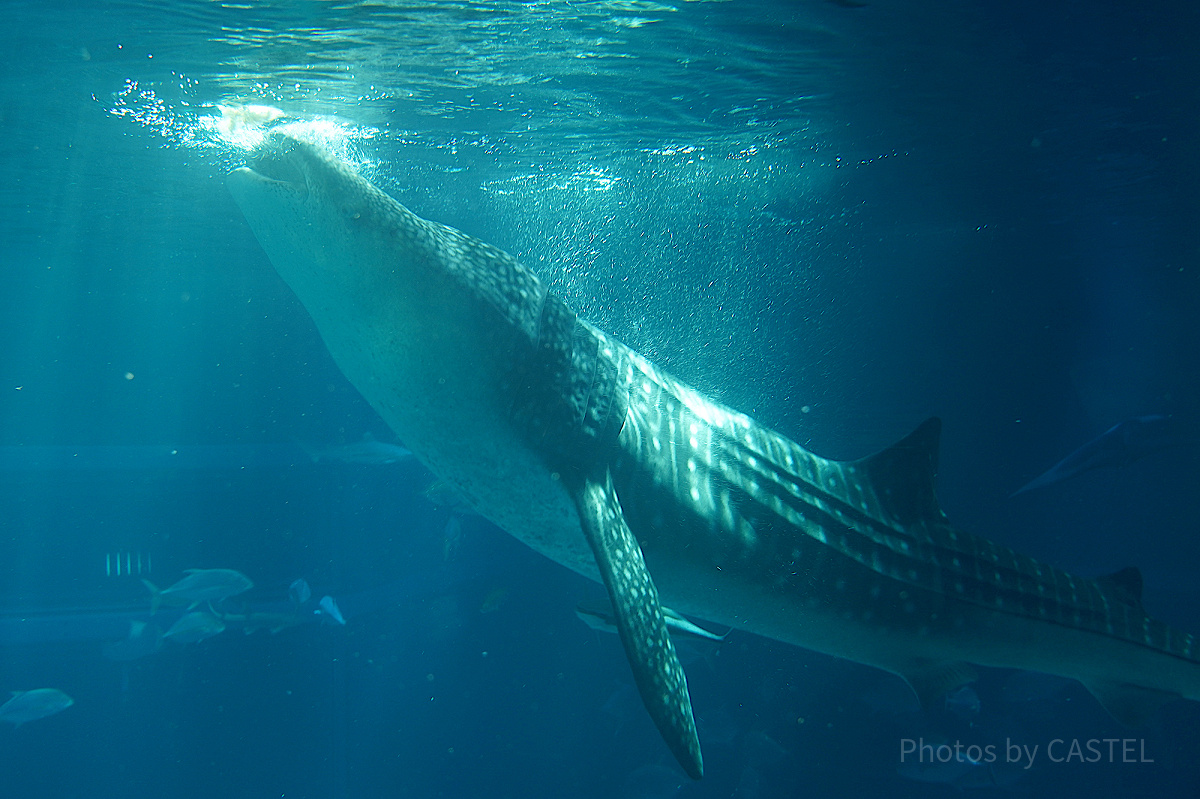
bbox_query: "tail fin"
[142,579,161,614]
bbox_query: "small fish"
[943,684,981,720]
[0,688,74,727]
[289,578,312,605]
[103,620,164,662]
[899,735,1028,789]
[898,737,989,787]
[143,568,253,613]
[318,596,346,626]
[479,587,509,615]
[576,599,729,642]
[164,611,226,644]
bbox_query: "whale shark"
[227,133,1200,779]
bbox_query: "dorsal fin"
[853,417,944,527]
[1096,566,1144,608]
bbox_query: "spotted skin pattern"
[576,469,702,779]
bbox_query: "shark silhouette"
[1012,415,1175,496]
[227,133,1200,779]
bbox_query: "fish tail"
[142,579,160,614]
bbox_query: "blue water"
[1,1,1198,796]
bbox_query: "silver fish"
[0,688,74,727]
[164,611,226,644]
[143,568,253,613]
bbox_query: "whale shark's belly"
[317,304,602,581]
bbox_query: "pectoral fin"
[573,469,703,779]
[898,660,978,709]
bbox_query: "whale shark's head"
[227,133,419,309]
[227,132,548,360]
[225,132,546,461]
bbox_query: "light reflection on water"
[97,0,841,162]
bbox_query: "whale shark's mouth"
[235,136,310,200]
